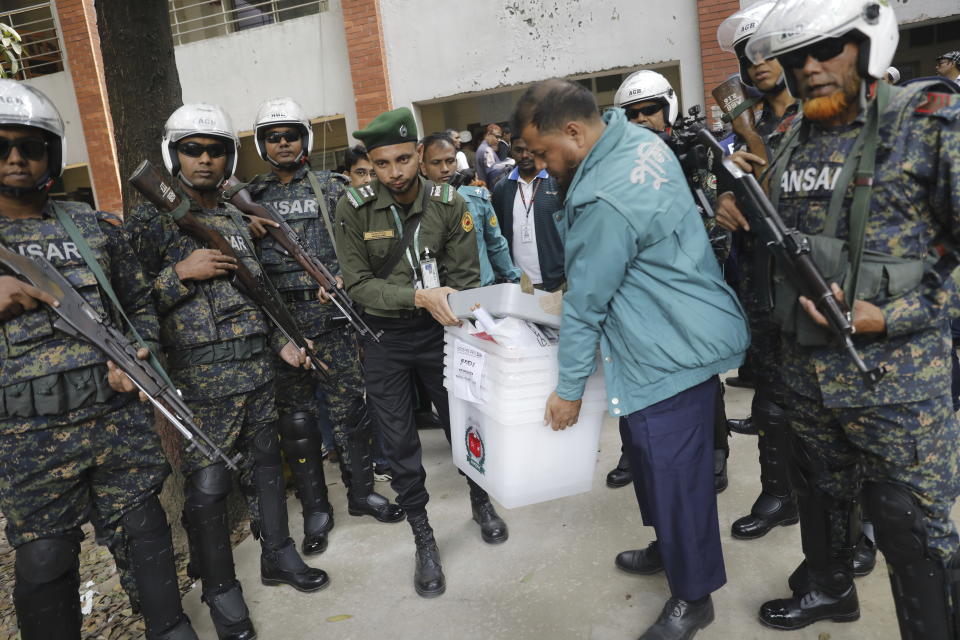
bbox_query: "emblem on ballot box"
[465,419,485,474]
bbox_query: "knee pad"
[863,481,929,567]
[15,537,80,586]
[277,412,322,459]
[186,463,232,507]
[122,495,169,540]
[250,424,281,465]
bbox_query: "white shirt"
[455,150,469,171]
[511,174,542,284]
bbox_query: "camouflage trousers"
[182,380,278,532]
[786,389,960,558]
[275,325,368,466]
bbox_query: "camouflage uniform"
[246,165,403,538]
[125,192,326,615]
[766,84,960,610]
[0,200,183,635]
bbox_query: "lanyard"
[390,205,421,274]
[518,177,541,222]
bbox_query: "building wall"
[173,3,358,139]
[378,0,704,129]
[895,0,960,24]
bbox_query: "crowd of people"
[0,0,959,639]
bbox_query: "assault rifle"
[696,127,886,388]
[128,160,329,378]
[221,177,382,342]
[0,243,240,469]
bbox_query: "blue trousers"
[620,376,726,601]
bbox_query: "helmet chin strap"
[0,173,53,198]
[265,150,306,169]
[177,171,225,192]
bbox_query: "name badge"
[364,229,395,240]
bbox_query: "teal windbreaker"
[555,109,749,416]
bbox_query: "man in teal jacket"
[514,78,748,640]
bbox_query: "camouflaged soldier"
[0,81,198,639]
[125,103,327,640]
[244,98,403,557]
[335,107,507,599]
[740,1,960,636]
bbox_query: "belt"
[365,308,426,320]
[167,335,267,370]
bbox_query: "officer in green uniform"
[744,1,960,635]
[0,81,197,639]
[126,103,327,640]
[335,107,508,599]
[244,97,403,557]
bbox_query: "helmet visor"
[745,0,863,65]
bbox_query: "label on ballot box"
[453,339,486,404]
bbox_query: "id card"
[520,225,533,243]
[420,257,441,289]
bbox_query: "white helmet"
[745,0,899,95]
[161,103,239,186]
[613,70,679,125]
[717,0,779,87]
[253,97,313,168]
[0,78,66,191]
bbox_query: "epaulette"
[96,211,122,227]
[427,182,454,204]
[344,184,376,208]
[311,170,349,186]
[916,92,960,120]
[465,185,492,201]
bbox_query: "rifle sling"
[51,202,178,391]
[306,171,339,263]
[374,180,432,281]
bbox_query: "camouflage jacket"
[772,84,960,408]
[0,200,159,420]
[334,177,480,318]
[246,165,348,337]
[125,194,283,399]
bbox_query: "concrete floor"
[182,379,946,640]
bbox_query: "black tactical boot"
[615,540,664,575]
[713,449,728,494]
[202,582,256,640]
[639,596,715,639]
[727,416,758,435]
[276,412,335,556]
[852,534,876,577]
[148,616,199,640]
[760,585,860,630]
[606,451,632,488]
[731,395,798,539]
[260,539,330,592]
[341,405,405,523]
[468,479,508,544]
[408,513,445,597]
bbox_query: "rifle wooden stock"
[712,78,768,183]
[128,160,329,377]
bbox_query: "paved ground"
[180,378,946,640]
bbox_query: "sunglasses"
[625,103,664,119]
[0,136,48,161]
[779,37,850,70]
[177,141,227,158]
[265,130,302,144]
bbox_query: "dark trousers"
[621,376,726,601]
[362,314,452,515]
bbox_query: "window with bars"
[0,1,63,79]
[169,0,329,46]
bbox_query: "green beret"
[353,107,418,151]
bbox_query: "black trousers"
[362,314,452,515]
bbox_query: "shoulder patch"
[488,213,498,228]
[345,184,376,208]
[461,211,474,233]
[916,92,960,118]
[429,183,453,204]
[96,211,122,227]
